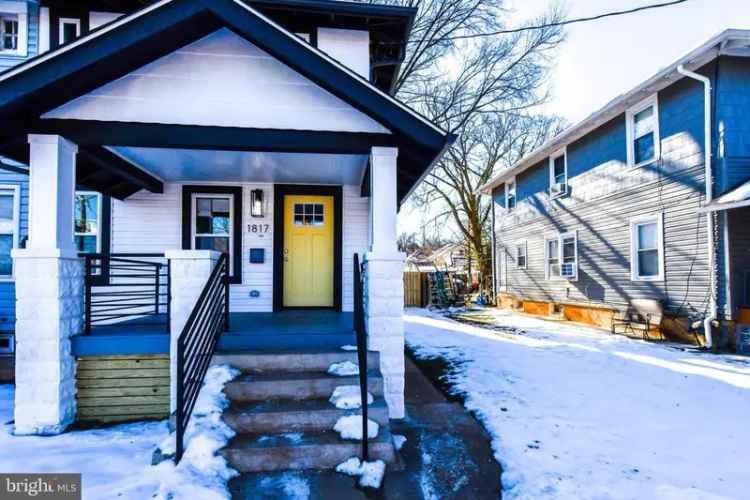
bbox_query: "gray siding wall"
[0,170,29,332]
[0,2,39,73]
[493,70,714,317]
[729,206,750,310]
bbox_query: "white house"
[0,0,452,469]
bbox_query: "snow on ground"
[405,308,750,500]
[0,364,239,500]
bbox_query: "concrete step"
[217,333,355,351]
[222,429,397,472]
[224,370,384,402]
[224,398,389,434]
[213,349,379,373]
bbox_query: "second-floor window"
[505,178,516,211]
[549,149,567,198]
[59,18,81,46]
[1,15,18,51]
[627,96,660,168]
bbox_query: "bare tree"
[415,113,565,290]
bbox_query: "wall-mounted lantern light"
[251,189,264,218]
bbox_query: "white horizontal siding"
[43,28,389,134]
[111,182,369,313]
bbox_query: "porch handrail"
[82,253,170,334]
[175,253,230,463]
[353,253,369,461]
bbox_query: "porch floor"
[71,311,355,356]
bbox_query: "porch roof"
[699,179,750,213]
[0,0,453,204]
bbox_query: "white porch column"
[365,147,406,418]
[165,250,220,414]
[12,134,82,435]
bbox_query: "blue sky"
[398,0,750,238]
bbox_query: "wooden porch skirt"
[76,354,170,425]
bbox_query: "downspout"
[677,64,716,349]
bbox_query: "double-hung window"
[515,241,527,269]
[0,185,19,279]
[627,95,660,168]
[74,192,102,253]
[545,231,578,280]
[192,194,233,274]
[549,149,567,198]
[630,214,664,281]
[0,15,17,51]
[505,178,516,211]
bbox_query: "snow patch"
[328,360,359,376]
[405,307,750,500]
[329,385,373,409]
[258,472,310,499]
[340,345,358,351]
[152,364,240,500]
[392,434,407,451]
[335,457,386,489]
[333,415,379,440]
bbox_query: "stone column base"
[364,251,406,419]
[12,249,83,435]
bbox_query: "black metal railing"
[175,253,230,463]
[83,253,170,334]
[353,253,369,461]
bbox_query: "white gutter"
[677,64,716,349]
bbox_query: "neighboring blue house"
[481,30,750,353]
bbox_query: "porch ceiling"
[110,146,368,185]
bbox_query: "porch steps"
[217,349,398,472]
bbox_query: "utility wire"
[398,0,690,43]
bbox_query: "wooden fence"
[404,272,428,307]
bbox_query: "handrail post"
[84,256,92,335]
[224,256,230,332]
[166,259,171,334]
[155,264,160,316]
[175,337,184,462]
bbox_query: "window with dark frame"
[59,18,80,45]
[0,187,17,277]
[74,192,101,253]
[1,16,18,51]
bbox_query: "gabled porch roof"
[0,0,453,203]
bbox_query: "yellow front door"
[283,195,334,307]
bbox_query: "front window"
[59,18,81,45]
[627,96,659,167]
[549,150,567,198]
[74,192,102,253]
[0,186,18,278]
[546,231,578,280]
[506,179,516,210]
[192,194,233,273]
[630,215,664,281]
[1,16,18,51]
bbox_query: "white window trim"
[548,147,568,199]
[629,213,665,282]
[74,191,103,253]
[0,184,20,282]
[544,230,578,281]
[190,193,234,275]
[626,94,660,169]
[0,1,28,57]
[505,177,516,211]
[515,240,527,269]
[58,17,81,45]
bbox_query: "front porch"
[72,310,356,356]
